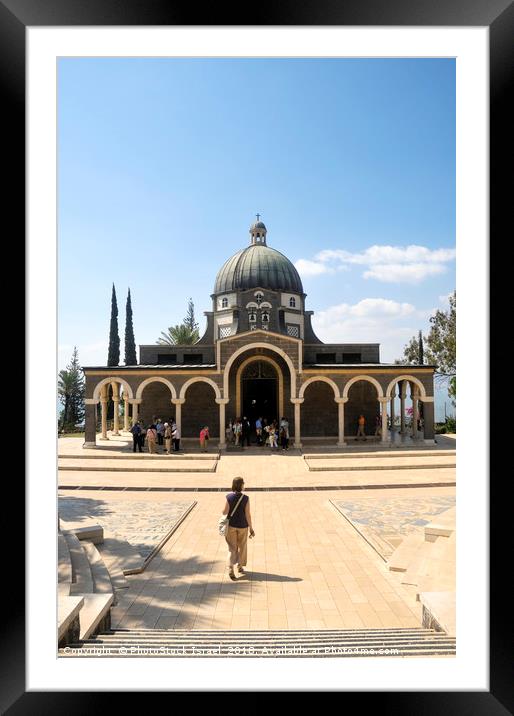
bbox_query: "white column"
[112,382,120,436]
[412,387,419,439]
[131,400,140,425]
[336,398,348,447]
[123,396,130,432]
[400,382,406,434]
[172,398,185,436]
[380,398,389,443]
[291,398,303,448]
[100,384,108,440]
[216,398,229,449]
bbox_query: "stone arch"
[179,376,221,401]
[344,377,382,439]
[223,342,297,399]
[299,375,340,400]
[385,374,427,399]
[301,380,339,437]
[180,378,220,438]
[236,355,284,419]
[342,374,384,400]
[135,376,177,401]
[92,376,134,402]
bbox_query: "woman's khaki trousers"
[225,526,248,567]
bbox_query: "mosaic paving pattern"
[333,495,456,558]
[59,496,194,559]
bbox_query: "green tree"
[58,347,85,430]
[184,297,199,334]
[425,291,456,378]
[107,283,120,366]
[157,298,200,345]
[395,291,456,402]
[395,334,423,365]
[124,288,137,365]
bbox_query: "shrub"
[445,416,456,433]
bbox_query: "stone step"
[78,593,115,641]
[424,507,456,538]
[60,627,455,657]
[96,534,145,577]
[81,633,455,645]
[63,531,94,595]
[58,595,84,646]
[58,532,72,596]
[420,591,456,637]
[60,453,218,461]
[59,521,104,544]
[304,450,455,460]
[387,533,428,572]
[81,540,115,600]
[88,627,440,636]
[59,459,217,473]
[306,461,456,472]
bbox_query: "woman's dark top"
[226,491,249,528]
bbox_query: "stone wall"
[139,382,174,427]
[182,382,219,438]
[302,381,338,437]
[345,380,380,437]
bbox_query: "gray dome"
[214,243,304,295]
[251,220,267,230]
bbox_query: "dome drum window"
[289,297,296,308]
[221,297,228,308]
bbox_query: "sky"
[58,58,456,419]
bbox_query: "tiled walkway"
[58,436,456,632]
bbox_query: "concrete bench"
[60,521,104,544]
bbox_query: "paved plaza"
[58,434,456,636]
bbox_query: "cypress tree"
[184,298,199,333]
[418,330,424,365]
[58,347,85,431]
[107,283,120,366]
[124,288,137,365]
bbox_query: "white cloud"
[294,258,335,277]
[312,298,425,362]
[297,244,455,283]
[363,263,447,283]
[294,258,348,277]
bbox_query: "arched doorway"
[139,380,174,427]
[301,380,338,438]
[345,379,382,440]
[241,360,279,429]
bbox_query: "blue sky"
[58,58,455,418]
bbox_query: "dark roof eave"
[302,364,436,369]
[83,364,217,370]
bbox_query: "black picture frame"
[4,0,511,710]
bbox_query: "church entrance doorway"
[241,361,278,436]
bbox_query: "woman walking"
[146,424,158,454]
[222,477,255,580]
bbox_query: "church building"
[83,219,435,447]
